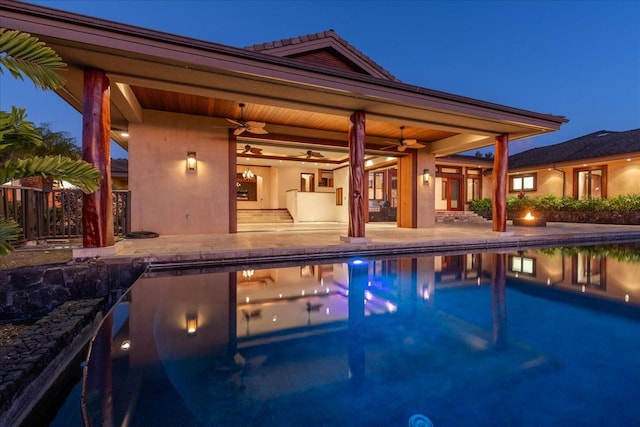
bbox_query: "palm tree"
[0,27,102,254]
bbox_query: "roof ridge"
[244,29,399,82]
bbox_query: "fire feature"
[512,211,547,227]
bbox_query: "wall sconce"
[422,168,430,185]
[186,151,197,171]
[186,313,197,336]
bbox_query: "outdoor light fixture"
[186,151,197,171]
[186,314,198,336]
[423,168,430,185]
[242,169,255,179]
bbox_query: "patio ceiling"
[1,1,568,162]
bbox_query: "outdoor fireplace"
[512,211,547,227]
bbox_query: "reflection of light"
[314,289,318,294]
[120,340,131,351]
[301,290,305,296]
[279,294,282,298]
[245,296,250,303]
[272,315,277,322]
[477,277,481,286]
[422,288,430,300]
[325,307,331,315]
[581,285,586,293]
[326,288,330,294]
[515,272,519,278]
[625,294,630,302]
[320,279,324,286]
[364,290,373,300]
[368,281,372,287]
[547,278,551,286]
[386,302,397,313]
[186,314,197,336]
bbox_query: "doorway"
[442,177,463,211]
[300,173,315,192]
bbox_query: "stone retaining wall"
[0,258,147,322]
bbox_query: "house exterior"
[508,129,640,199]
[1,2,567,253]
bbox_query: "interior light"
[120,340,131,351]
[120,132,129,138]
[242,169,255,179]
[186,151,197,171]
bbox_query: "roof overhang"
[1,1,568,157]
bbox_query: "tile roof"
[509,128,640,169]
[244,29,400,82]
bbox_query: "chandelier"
[242,169,255,179]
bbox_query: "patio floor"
[109,221,640,267]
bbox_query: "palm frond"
[0,156,102,193]
[0,218,21,255]
[0,107,42,155]
[0,28,66,90]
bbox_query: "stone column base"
[340,236,372,244]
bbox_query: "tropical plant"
[0,27,102,254]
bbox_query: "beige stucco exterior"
[129,111,230,235]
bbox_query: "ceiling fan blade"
[404,139,419,145]
[247,127,269,135]
[311,151,324,158]
[249,147,263,154]
[227,118,242,126]
[397,145,407,152]
[234,128,246,136]
[245,121,266,128]
[413,142,426,149]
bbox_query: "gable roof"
[244,30,400,82]
[509,128,640,170]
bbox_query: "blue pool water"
[64,247,640,426]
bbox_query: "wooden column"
[348,111,366,238]
[492,134,509,232]
[82,69,114,248]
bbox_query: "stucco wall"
[129,111,229,234]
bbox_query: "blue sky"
[1,0,639,159]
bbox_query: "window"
[572,254,606,289]
[368,172,384,201]
[509,255,536,276]
[574,167,605,200]
[318,169,334,187]
[509,173,536,192]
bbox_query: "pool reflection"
[81,245,640,426]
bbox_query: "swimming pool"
[77,246,640,426]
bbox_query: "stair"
[237,209,294,224]
[435,211,488,223]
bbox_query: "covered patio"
[1,2,568,257]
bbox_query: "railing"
[0,186,130,241]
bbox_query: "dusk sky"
[1,0,639,159]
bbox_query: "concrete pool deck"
[109,221,640,266]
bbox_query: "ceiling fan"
[227,103,268,136]
[386,126,426,152]
[300,149,324,159]
[238,144,263,155]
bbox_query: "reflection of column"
[82,315,113,426]
[492,253,508,349]
[348,260,368,388]
[228,271,238,359]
